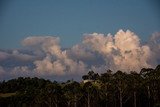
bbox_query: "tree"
[82,82,98,107]
[63,81,82,107]
[112,71,128,107]
[99,69,113,107]
[42,82,62,107]
[129,71,143,107]
[82,70,99,81]
[140,68,155,107]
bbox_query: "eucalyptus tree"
[149,65,160,106]
[63,81,82,107]
[43,82,62,107]
[140,68,154,107]
[100,69,112,83]
[82,81,101,107]
[99,69,114,107]
[82,70,99,81]
[129,71,143,107]
[112,71,128,107]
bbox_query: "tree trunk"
[55,103,58,107]
[74,95,77,107]
[67,102,70,107]
[106,102,107,107]
[74,101,77,107]
[105,93,108,107]
[87,93,90,107]
[114,93,116,107]
[120,90,122,107]
[49,98,52,107]
[46,97,52,107]
[134,91,136,107]
[147,85,150,107]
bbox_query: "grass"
[0,93,16,97]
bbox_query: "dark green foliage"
[0,65,160,107]
[82,70,99,80]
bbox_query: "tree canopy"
[0,65,160,107]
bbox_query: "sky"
[0,0,160,81]
[0,0,160,49]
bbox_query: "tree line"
[0,65,160,107]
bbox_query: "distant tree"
[43,83,62,107]
[63,81,82,107]
[1,65,160,107]
[82,81,101,107]
[99,69,114,107]
[82,70,99,81]
[140,68,154,107]
[112,71,128,107]
[100,69,112,83]
[82,75,89,80]
[129,71,143,107]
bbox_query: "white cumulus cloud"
[0,30,160,80]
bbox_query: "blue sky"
[0,0,160,80]
[0,0,160,49]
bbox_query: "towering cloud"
[0,30,160,80]
[22,36,86,76]
[71,30,153,72]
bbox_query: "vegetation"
[0,65,160,107]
